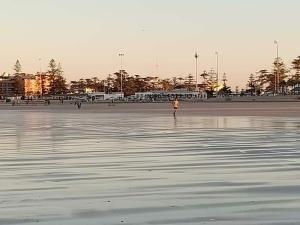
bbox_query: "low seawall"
[208,95,300,102]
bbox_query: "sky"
[0,0,300,88]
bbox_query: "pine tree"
[247,74,256,95]
[185,74,195,91]
[48,60,67,94]
[291,56,300,84]
[14,60,22,73]
[272,58,289,94]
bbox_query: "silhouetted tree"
[185,74,195,91]
[14,75,24,96]
[247,73,257,95]
[14,60,22,73]
[256,69,273,93]
[218,85,231,96]
[272,58,288,94]
[160,78,173,91]
[288,56,300,93]
[48,59,67,94]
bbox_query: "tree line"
[246,56,300,95]
[8,55,300,97]
[11,60,202,96]
[12,59,67,95]
[70,72,197,96]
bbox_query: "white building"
[134,90,207,100]
[87,92,124,101]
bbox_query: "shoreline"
[1,101,300,117]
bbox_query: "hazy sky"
[1,0,300,87]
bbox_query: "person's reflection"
[173,115,177,128]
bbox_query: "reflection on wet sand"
[0,111,300,225]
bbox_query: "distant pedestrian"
[172,97,179,117]
[77,101,82,109]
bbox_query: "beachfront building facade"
[15,73,41,97]
[134,90,207,101]
[0,73,15,98]
[0,73,52,98]
[69,80,97,94]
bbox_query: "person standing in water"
[172,97,179,117]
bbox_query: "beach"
[0,101,300,117]
[0,103,300,225]
[2,0,300,223]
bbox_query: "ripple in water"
[0,111,300,225]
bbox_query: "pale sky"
[0,0,300,88]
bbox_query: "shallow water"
[0,111,300,225]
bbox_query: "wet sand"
[0,106,300,224]
[0,101,300,117]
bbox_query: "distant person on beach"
[76,101,82,109]
[172,97,179,117]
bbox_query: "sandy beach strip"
[0,101,300,117]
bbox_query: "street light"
[195,52,199,91]
[215,51,219,91]
[38,58,42,99]
[118,53,124,96]
[274,40,279,94]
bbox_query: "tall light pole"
[118,53,124,95]
[274,40,279,94]
[195,52,199,91]
[215,51,219,91]
[222,73,227,86]
[38,58,42,99]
